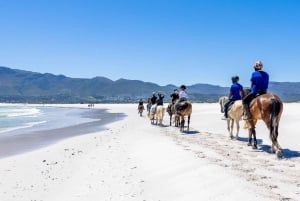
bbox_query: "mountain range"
[0,66,299,103]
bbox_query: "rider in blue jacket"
[243,60,269,120]
[224,76,244,119]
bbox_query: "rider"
[138,98,144,112]
[243,60,269,120]
[150,92,157,105]
[150,92,158,116]
[224,76,244,119]
[170,89,179,104]
[138,99,143,107]
[146,97,152,113]
[156,92,165,106]
[175,85,189,113]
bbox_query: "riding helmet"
[231,76,239,82]
[254,60,263,70]
[180,85,186,90]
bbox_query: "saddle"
[177,101,189,111]
[249,91,267,107]
[227,101,235,111]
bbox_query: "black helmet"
[180,85,186,90]
[231,76,239,82]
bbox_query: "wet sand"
[0,108,125,158]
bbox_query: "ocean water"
[0,104,124,159]
[0,104,125,158]
[0,104,100,135]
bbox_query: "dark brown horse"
[244,92,283,158]
[138,105,144,117]
[167,103,180,127]
[176,101,192,132]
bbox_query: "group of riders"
[139,59,269,122]
[224,60,269,120]
[138,84,189,117]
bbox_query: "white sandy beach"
[0,103,300,201]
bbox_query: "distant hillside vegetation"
[0,66,299,103]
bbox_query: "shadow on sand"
[237,137,300,159]
[181,130,200,135]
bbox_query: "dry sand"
[0,103,299,201]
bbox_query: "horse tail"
[271,99,281,127]
[270,98,281,142]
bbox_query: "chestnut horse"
[176,101,192,132]
[243,92,283,158]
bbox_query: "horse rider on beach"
[223,76,244,119]
[156,92,165,106]
[170,89,179,104]
[150,92,157,105]
[243,60,269,120]
[175,85,189,113]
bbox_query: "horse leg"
[247,128,252,146]
[274,125,283,158]
[170,114,172,126]
[252,128,257,149]
[180,117,185,132]
[236,119,240,139]
[230,119,234,138]
[176,115,180,127]
[227,119,233,139]
[187,115,190,131]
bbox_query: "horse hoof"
[247,142,252,146]
[276,150,283,159]
[252,145,258,149]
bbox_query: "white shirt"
[179,90,188,99]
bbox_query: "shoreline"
[0,106,125,159]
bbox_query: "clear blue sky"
[1,0,299,87]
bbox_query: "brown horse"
[176,101,192,132]
[244,92,283,158]
[167,103,180,127]
[138,105,144,117]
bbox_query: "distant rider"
[156,92,165,106]
[175,85,188,113]
[170,89,179,104]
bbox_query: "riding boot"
[243,104,252,120]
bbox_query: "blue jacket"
[251,71,269,94]
[230,83,243,101]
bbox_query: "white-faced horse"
[148,105,165,125]
[219,96,228,113]
[226,100,244,139]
